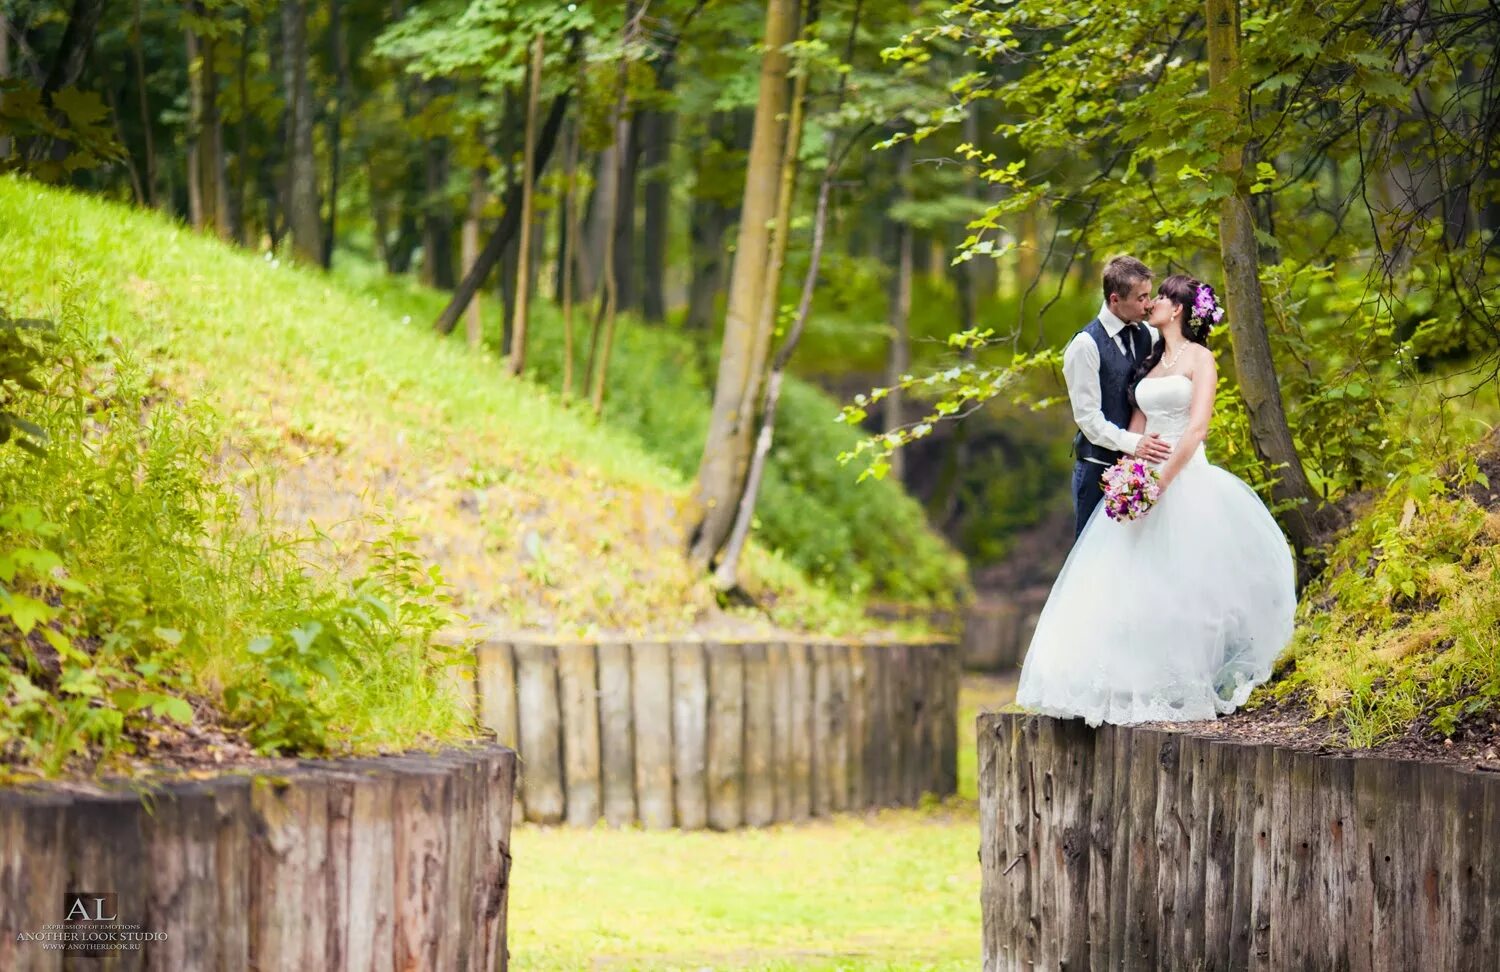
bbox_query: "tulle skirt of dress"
[1015,449,1296,727]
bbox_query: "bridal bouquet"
[1101,457,1162,521]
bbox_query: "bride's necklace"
[1161,341,1188,373]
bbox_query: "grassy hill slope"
[0,177,964,642]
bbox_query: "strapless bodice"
[1136,374,1206,464]
[1136,374,1193,441]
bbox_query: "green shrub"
[1262,452,1500,746]
[0,290,472,775]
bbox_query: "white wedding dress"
[1015,375,1297,726]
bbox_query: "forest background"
[1,0,1498,773]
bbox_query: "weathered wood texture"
[960,592,1047,672]
[0,745,517,972]
[977,712,1500,972]
[476,638,959,828]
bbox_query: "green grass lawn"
[507,674,1015,972]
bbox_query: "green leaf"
[290,622,323,654]
[3,592,54,635]
[153,696,195,724]
[247,635,274,655]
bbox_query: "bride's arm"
[1128,408,1146,436]
[1157,348,1217,489]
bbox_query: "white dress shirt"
[1062,302,1158,463]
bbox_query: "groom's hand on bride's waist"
[1131,433,1172,464]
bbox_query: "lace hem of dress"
[1015,664,1269,729]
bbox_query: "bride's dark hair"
[1128,273,1219,406]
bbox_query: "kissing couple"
[1016,256,1297,728]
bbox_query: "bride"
[1015,274,1297,727]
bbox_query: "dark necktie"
[1121,324,1137,362]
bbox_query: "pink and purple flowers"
[1193,283,1225,325]
[1102,457,1162,522]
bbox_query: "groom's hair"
[1102,255,1153,302]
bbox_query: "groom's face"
[1111,278,1154,323]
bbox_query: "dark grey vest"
[1072,318,1150,464]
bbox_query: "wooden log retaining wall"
[960,592,1046,672]
[0,744,517,972]
[476,638,959,829]
[978,712,1500,971]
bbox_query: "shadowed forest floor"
[506,674,1016,971]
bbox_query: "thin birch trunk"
[509,33,545,376]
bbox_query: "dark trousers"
[1072,459,1107,539]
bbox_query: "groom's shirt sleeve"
[1062,333,1143,457]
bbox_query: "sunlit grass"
[0,175,936,638]
[507,675,1014,972]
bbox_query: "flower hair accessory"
[1192,283,1225,326]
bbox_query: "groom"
[1062,255,1173,539]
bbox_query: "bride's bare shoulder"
[1187,344,1217,380]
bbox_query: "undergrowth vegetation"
[0,295,473,775]
[1262,444,1500,746]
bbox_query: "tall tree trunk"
[498,231,518,354]
[233,6,251,241]
[41,0,104,94]
[281,0,322,263]
[640,98,674,322]
[561,117,581,401]
[686,0,798,569]
[577,146,615,303]
[713,159,836,593]
[712,0,859,592]
[960,96,997,302]
[613,117,642,314]
[885,139,913,483]
[322,0,350,267]
[0,12,9,162]
[18,0,103,164]
[509,33,545,376]
[684,111,746,337]
[589,8,642,416]
[1017,205,1039,292]
[423,133,455,287]
[1206,0,1320,553]
[461,168,487,349]
[203,11,229,237]
[130,0,157,207]
[432,90,570,336]
[683,192,729,335]
[186,23,205,229]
